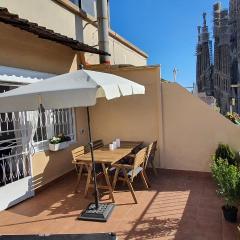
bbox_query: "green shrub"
[214,143,237,165]
[211,158,240,207]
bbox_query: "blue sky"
[110,0,228,87]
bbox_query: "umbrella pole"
[78,107,115,222]
[86,107,99,209]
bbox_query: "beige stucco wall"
[86,65,162,168]
[108,36,147,66]
[160,83,240,172]
[0,0,82,40]
[0,23,78,74]
[0,0,147,66]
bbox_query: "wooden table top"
[75,141,142,164]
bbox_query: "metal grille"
[0,111,31,187]
[33,108,76,151]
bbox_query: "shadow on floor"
[117,169,237,240]
[0,169,238,240]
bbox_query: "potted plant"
[211,158,240,222]
[225,112,240,125]
[213,143,237,166]
[49,133,71,152]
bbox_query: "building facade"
[196,0,240,114]
[0,0,148,211]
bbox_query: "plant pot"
[222,205,238,223]
[49,141,70,152]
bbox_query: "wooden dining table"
[75,141,143,203]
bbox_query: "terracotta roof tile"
[0,7,110,56]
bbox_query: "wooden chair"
[72,139,104,193]
[72,145,89,192]
[145,141,158,176]
[119,143,144,165]
[83,139,105,198]
[119,141,157,177]
[112,147,149,204]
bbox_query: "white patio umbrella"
[0,69,144,112]
[0,68,145,221]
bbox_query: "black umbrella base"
[0,233,117,240]
[78,203,115,222]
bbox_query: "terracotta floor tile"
[0,170,238,239]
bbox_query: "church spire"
[203,12,207,27]
[229,0,240,20]
[197,26,201,42]
[201,12,210,43]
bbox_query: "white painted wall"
[0,177,34,211]
[0,0,147,66]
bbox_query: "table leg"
[112,167,120,191]
[102,163,115,203]
[75,164,83,193]
[84,164,92,197]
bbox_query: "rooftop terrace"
[0,170,237,240]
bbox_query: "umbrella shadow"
[3,148,91,219]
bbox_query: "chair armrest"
[72,159,83,164]
[112,163,133,169]
[72,160,89,166]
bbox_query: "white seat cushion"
[127,166,143,178]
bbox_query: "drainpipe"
[97,0,111,64]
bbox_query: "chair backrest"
[93,139,104,150]
[144,141,157,168]
[83,139,104,153]
[72,140,104,162]
[129,147,148,180]
[131,143,144,154]
[72,146,85,162]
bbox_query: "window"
[81,0,97,17]
[33,108,76,151]
[70,0,81,8]
[70,0,99,18]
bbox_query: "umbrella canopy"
[0,69,145,113]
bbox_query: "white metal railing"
[0,151,30,187]
[0,111,30,187]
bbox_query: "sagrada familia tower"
[196,0,240,114]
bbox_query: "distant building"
[198,92,219,111]
[196,13,213,97]
[196,0,240,114]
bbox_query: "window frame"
[33,108,77,152]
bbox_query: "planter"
[222,205,238,223]
[49,141,70,152]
